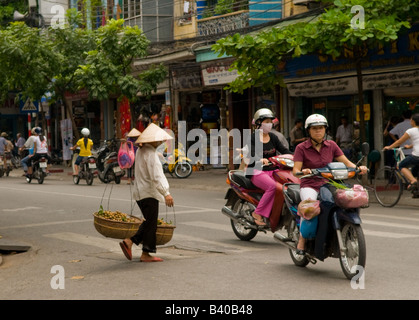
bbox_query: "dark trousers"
[131,198,159,253]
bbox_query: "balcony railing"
[197,10,249,37]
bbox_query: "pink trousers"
[251,169,280,218]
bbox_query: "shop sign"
[287,77,358,97]
[171,66,202,90]
[201,64,238,86]
[356,104,370,121]
[362,70,419,90]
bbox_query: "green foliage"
[0,0,28,28]
[212,0,419,93]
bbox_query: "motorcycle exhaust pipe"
[221,206,239,221]
[273,232,297,251]
[221,206,258,230]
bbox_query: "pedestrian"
[125,128,141,185]
[244,109,292,226]
[384,113,419,192]
[292,114,367,255]
[335,116,353,158]
[389,110,413,156]
[289,119,307,150]
[119,123,174,262]
[271,118,289,149]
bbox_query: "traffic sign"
[20,97,39,113]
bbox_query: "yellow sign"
[356,104,370,121]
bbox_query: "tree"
[0,13,166,140]
[0,10,95,140]
[213,0,419,142]
[75,19,167,103]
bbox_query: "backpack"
[118,140,135,169]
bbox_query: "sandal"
[252,213,266,226]
[119,241,132,261]
[407,182,417,191]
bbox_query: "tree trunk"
[62,95,80,141]
[355,57,366,144]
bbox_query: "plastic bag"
[118,140,135,169]
[334,184,369,208]
[297,199,321,220]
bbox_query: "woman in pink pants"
[244,108,292,226]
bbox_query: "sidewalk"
[8,163,230,192]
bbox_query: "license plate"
[40,162,47,168]
[6,160,11,165]
[88,163,97,169]
[113,166,121,173]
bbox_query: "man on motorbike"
[244,108,292,226]
[292,114,368,255]
[70,128,94,176]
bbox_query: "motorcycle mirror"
[361,142,370,156]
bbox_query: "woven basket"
[93,213,175,244]
[156,224,176,245]
[93,213,142,239]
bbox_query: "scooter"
[2,152,13,176]
[95,139,125,184]
[273,143,370,280]
[26,156,48,184]
[162,148,193,179]
[73,156,97,185]
[221,154,300,241]
[0,153,5,177]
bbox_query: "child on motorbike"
[244,108,292,226]
[292,114,367,255]
[70,128,93,176]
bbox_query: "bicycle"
[373,147,419,207]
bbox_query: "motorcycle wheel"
[339,223,366,280]
[0,169,3,178]
[37,170,45,184]
[288,219,310,267]
[26,175,32,183]
[86,171,94,185]
[174,162,192,179]
[73,174,80,184]
[230,199,258,241]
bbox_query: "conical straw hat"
[127,128,141,137]
[136,123,174,143]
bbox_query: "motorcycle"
[0,152,13,177]
[161,147,193,179]
[73,156,97,185]
[273,142,370,280]
[26,155,48,184]
[221,154,300,241]
[95,139,125,184]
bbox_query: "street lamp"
[13,0,45,28]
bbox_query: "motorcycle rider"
[244,108,292,226]
[27,128,52,176]
[292,114,367,255]
[70,128,94,176]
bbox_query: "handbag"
[118,140,135,169]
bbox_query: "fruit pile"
[157,218,173,225]
[96,206,137,223]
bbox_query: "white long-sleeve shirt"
[133,143,170,202]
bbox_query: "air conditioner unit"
[13,10,26,21]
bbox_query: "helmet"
[81,128,90,137]
[253,108,275,125]
[305,114,328,129]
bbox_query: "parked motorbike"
[221,154,299,241]
[95,139,125,184]
[162,148,193,179]
[26,156,48,184]
[73,156,96,185]
[273,143,370,280]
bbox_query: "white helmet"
[305,114,328,129]
[81,128,90,137]
[253,108,275,125]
